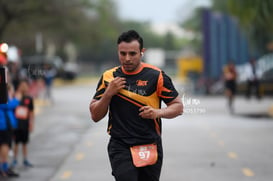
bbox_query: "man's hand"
[90,77,126,122]
[139,106,161,119]
[138,96,183,120]
[105,77,126,97]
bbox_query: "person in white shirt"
[245,59,262,99]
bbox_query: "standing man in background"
[245,59,262,100]
[89,30,183,181]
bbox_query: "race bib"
[130,143,158,167]
[15,106,29,120]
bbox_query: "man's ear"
[141,48,146,56]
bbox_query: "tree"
[181,0,273,56]
[120,20,164,48]
[211,0,273,54]
[1,0,182,70]
[163,32,176,51]
[0,0,124,62]
[0,0,95,54]
[226,0,273,54]
[179,7,204,54]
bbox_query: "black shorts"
[108,138,163,181]
[14,130,29,144]
[0,130,12,145]
[225,80,236,94]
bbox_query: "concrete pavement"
[12,79,273,181]
[48,92,273,181]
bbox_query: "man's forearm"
[159,103,183,119]
[159,97,183,119]
[89,94,112,122]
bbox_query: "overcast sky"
[115,0,212,24]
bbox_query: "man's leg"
[0,144,9,173]
[254,80,261,99]
[138,141,163,181]
[22,130,33,167]
[246,80,251,99]
[12,143,19,167]
[108,138,138,181]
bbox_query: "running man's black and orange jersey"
[93,63,179,146]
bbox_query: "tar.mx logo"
[182,94,206,114]
[182,94,201,106]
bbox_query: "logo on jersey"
[136,80,148,86]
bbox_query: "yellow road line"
[218,140,225,147]
[75,153,85,161]
[242,168,255,177]
[227,152,238,159]
[34,107,42,115]
[209,132,217,138]
[34,98,52,116]
[86,141,93,147]
[60,171,72,180]
[34,99,51,106]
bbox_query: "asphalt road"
[9,81,273,181]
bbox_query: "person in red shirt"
[223,61,237,114]
[0,54,7,65]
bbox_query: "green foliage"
[179,7,203,54]
[0,0,123,61]
[181,0,273,55]
[120,20,164,48]
[219,0,273,54]
[0,0,191,66]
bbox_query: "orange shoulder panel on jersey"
[103,67,119,83]
[94,67,119,100]
[97,67,119,91]
[156,70,174,99]
[142,63,173,98]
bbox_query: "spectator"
[245,59,262,99]
[43,63,56,103]
[12,80,35,168]
[0,84,20,177]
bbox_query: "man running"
[89,30,183,181]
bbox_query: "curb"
[269,105,273,117]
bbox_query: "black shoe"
[23,160,34,167]
[6,168,20,177]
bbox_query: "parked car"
[21,55,78,80]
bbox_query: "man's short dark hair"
[117,30,143,50]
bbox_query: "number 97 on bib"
[130,143,158,167]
